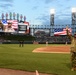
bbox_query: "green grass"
[0,44,76,75]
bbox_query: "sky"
[0,0,76,25]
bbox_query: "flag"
[36,70,39,75]
[54,28,72,35]
[2,13,4,19]
[2,20,8,25]
[24,22,29,25]
[7,20,18,29]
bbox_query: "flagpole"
[24,16,26,22]
[13,12,16,20]
[6,13,8,20]
[17,13,19,22]
[20,14,23,21]
[10,12,12,20]
[2,13,4,20]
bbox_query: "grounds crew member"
[19,41,24,47]
[66,26,76,71]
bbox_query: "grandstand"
[35,35,71,44]
[0,12,76,44]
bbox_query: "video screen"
[0,20,18,33]
[0,20,30,34]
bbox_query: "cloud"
[45,0,56,4]
[56,13,71,18]
[0,0,13,12]
[55,18,71,25]
[36,12,72,25]
[0,4,13,8]
[32,6,38,10]
[0,0,13,3]
[54,13,71,25]
[44,0,70,5]
[0,0,13,7]
[36,14,50,25]
[24,0,30,1]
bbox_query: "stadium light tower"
[50,9,55,36]
[72,7,76,25]
[71,7,76,35]
[50,9,55,26]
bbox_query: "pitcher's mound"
[33,45,70,53]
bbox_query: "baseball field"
[0,44,76,75]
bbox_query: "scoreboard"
[18,22,30,34]
[18,23,27,33]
